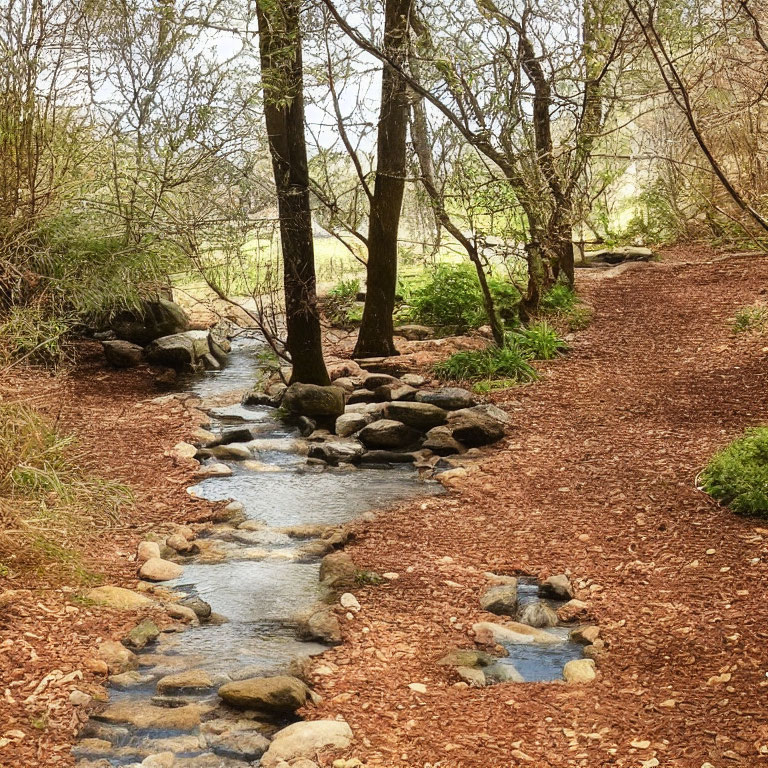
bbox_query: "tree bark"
[257,0,329,385]
[353,0,411,358]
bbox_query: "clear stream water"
[75,339,584,766]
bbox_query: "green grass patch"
[512,321,567,360]
[434,321,567,389]
[539,284,592,331]
[700,427,768,517]
[733,305,768,334]
[433,342,539,385]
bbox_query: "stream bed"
[75,338,586,767]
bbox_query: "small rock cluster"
[98,299,232,373]
[438,573,605,686]
[244,368,511,468]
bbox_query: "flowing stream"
[75,339,584,768]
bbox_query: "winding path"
[309,249,768,767]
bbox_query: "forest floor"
[1,246,767,767]
[307,247,768,768]
[0,351,212,767]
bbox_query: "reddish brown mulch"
[0,345,212,767]
[307,248,768,767]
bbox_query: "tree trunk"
[353,0,411,358]
[257,0,329,385]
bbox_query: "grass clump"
[323,278,362,329]
[733,305,768,334]
[434,321,567,390]
[433,341,539,385]
[539,284,592,331]
[0,403,131,581]
[403,264,520,333]
[512,321,567,360]
[700,427,768,517]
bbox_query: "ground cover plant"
[700,426,768,517]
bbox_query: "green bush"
[540,284,577,312]
[408,264,487,331]
[329,278,360,300]
[700,427,768,517]
[404,263,521,333]
[733,305,768,334]
[433,341,538,384]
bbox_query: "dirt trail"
[309,249,768,767]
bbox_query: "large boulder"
[123,619,160,649]
[144,331,211,371]
[97,701,211,729]
[217,675,309,713]
[385,401,447,430]
[307,439,364,465]
[110,299,190,346]
[139,557,184,582]
[563,658,597,683]
[102,340,143,368]
[297,606,342,644]
[539,574,574,600]
[97,641,138,674]
[519,602,559,628]
[423,426,465,456]
[335,412,370,437]
[358,419,421,450]
[472,621,562,646]
[260,720,353,768]
[85,586,154,611]
[415,387,476,410]
[319,551,357,586]
[282,383,345,418]
[446,404,509,446]
[585,246,654,265]
[394,324,434,340]
[479,583,518,616]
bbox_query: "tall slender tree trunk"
[353,0,411,359]
[257,0,329,385]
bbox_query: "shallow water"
[77,339,582,766]
[497,626,583,682]
[176,334,269,398]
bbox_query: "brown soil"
[307,248,768,767]
[0,345,213,768]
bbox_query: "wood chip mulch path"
[0,345,213,767]
[307,248,768,768]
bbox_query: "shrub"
[405,263,521,333]
[700,427,768,517]
[540,284,577,313]
[0,305,73,366]
[433,341,538,384]
[329,278,360,300]
[408,264,487,331]
[733,305,768,334]
[0,404,131,580]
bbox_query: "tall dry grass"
[0,403,131,583]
